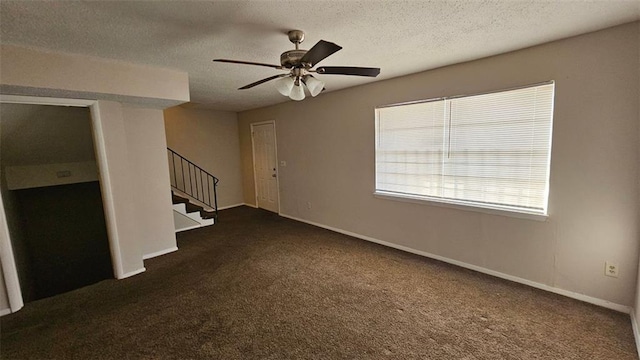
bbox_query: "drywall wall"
[238,22,640,307]
[0,104,95,166]
[1,104,98,190]
[91,101,145,277]
[635,21,640,349]
[5,161,98,190]
[0,44,189,108]
[122,106,177,258]
[164,106,244,208]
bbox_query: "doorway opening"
[0,103,113,303]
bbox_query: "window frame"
[373,81,555,221]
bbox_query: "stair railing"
[167,148,219,219]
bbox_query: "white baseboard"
[143,246,178,260]
[218,203,246,210]
[631,309,640,359]
[244,203,258,208]
[119,267,146,279]
[279,213,631,314]
[0,308,12,317]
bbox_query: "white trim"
[0,191,23,313]
[244,203,258,208]
[631,309,640,359]
[373,192,548,222]
[0,95,125,280]
[89,102,125,279]
[217,203,246,210]
[0,308,12,317]
[143,247,178,260]
[119,267,146,279]
[279,212,631,314]
[0,95,94,107]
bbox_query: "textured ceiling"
[0,1,638,112]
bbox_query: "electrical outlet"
[605,262,619,278]
[306,202,312,209]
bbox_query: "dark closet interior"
[14,181,113,301]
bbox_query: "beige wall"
[5,162,98,190]
[91,101,145,276]
[0,104,95,166]
[1,104,98,190]
[164,106,244,209]
[122,107,177,258]
[635,20,640,341]
[0,44,189,107]
[239,22,640,307]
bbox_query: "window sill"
[373,191,548,222]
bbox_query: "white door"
[252,122,279,213]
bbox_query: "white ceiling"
[0,1,638,112]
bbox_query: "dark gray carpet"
[1,206,637,359]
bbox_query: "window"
[375,82,554,217]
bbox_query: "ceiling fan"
[213,30,380,101]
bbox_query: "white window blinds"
[375,82,554,215]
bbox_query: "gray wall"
[238,22,640,307]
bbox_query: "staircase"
[168,148,219,232]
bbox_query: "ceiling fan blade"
[316,66,380,77]
[214,59,282,69]
[239,74,289,90]
[300,40,342,67]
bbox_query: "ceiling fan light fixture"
[304,75,324,97]
[289,82,306,101]
[275,76,295,96]
[216,30,380,98]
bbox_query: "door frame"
[250,120,280,214]
[0,94,122,314]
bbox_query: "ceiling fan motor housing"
[280,49,308,68]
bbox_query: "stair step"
[200,210,217,219]
[172,203,214,232]
[172,193,189,204]
[185,202,202,214]
[171,190,214,211]
[170,190,217,228]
